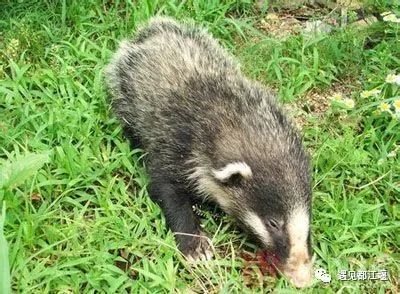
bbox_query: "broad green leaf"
[0,152,51,189]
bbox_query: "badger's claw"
[180,233,213,262]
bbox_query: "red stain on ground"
[241,250,281,277]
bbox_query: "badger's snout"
[281,206,313,288]
[281,252,313,288]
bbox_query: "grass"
[0,0,399,292]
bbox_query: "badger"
[105,17,313,288]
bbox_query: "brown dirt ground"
[283,79,358,129]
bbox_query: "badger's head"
[189,134,313,287]
[211,158,313,287]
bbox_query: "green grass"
[0,0,399,292]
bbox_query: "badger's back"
[106,19,245,159]
[106,18,237,123]
[105,17,306,182]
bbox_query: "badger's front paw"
[177,232,213,261]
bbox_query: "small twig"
[356,172,391,190]
[174,232,205,238]
[173,232,213,247]
[347,171,391,190]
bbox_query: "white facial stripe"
[287,206,310,249]
[283,206,312,288]
[212,162,252,182]
[243,211,271,246]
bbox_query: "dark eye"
[266,219,280,231]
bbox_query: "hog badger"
[105,17,314,288]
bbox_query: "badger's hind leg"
[148,168,213,261]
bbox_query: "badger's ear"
[212,162,252,184]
